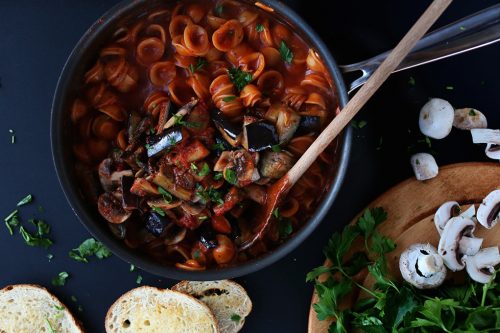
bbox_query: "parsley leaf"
[224,169,238,185]
[52,271,69,287]
[222,95,237,102]
[17,194,33,206]
[256,23,264,32]
[4,210,20,235]
[68,238,111,263]
[136,275,143,284]
[196,184,224,206]
[228,67,253,91]
[19,226,52,249]
[196,163,211,177]
[213,172,223,180]
[158,186,173,203]
[278,218,293,239]
[151,206,166,217]
[271,144,281,152]
[188,57,208,74]
[215,4,224,16]
[230,314,241,322]
[279,41,294,64]
[45,318,56,333]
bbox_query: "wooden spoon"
[238,0,454,250]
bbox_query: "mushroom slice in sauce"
[399,243,446,289]
[476,189,500,229]
[462,247,500,284]
[419,98,454,139]
[410,153,439,181]
[453,108,487,130]
[98,158,133,191]
[259,150,295,179]
[98,192,132,224]
[438,216,475,271]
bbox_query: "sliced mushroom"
[98,158,133,191]
[146,127,185,157]
[276,106,301,144]
[214,149,260,187]
[399,243,446,289]
[419,98,454,139]
[163,99,199,129]
[476,189,500,229]
[242,120,278,152]
[121,176,138,210]
[98,192,132,224]
[410,153,439,181]
[259,150,295,179]
[438,216,475,271]
[463,247,500,284]
[211,110,242,147]
[453,108,487,130]
[485,143,500,160]
[434,201,460,235]
[471,129,500,145]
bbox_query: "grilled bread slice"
[0,284,83,333]
[172,280,252,333]
[105,286,219,333]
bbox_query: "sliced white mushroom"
[477,189,500,229]
[453,108,487,130]
[463,247,500,284]
[438,216,475,271]
[434,201,460,235]
[485,143,500,160]
[410,153,439,181]
[400,243,446,289]
[458,236,483,256]
[419,98,454,139]
[460,204,476,220]
[471,128,500,145]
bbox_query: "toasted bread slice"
[172,280,252,333]
[105,286,219,333]
[0,284,83,333]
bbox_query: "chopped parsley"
[29,218,50,237]
[228,67,253,91]
[130,264,135,272]
[279,40,294,64]
[196,184,224,206]
[211,142,227,152]
[9,129,15,144]
[459,25,466,31]
[151,206,166,217]
[272,208,280,219]
[351,120,367,129]
[278,218,293,239]
[215,4,224,16]
[271,144,281,153]
[52,271,69,287]
[193,249,201,259]
[173,114,201,128]
[198,216,208,221]
[256,23,264,32]
[196,163,211,177]
[188,57,208,74]
[45,318,56,333]
[47,253,54,261]
[445,85,454,90]
[16,194,33,207]
[224,169,238,186]
[4,210,20,235]
[136,275,143,284]
[19,226,53,249]
[408,76,416,86]
[469,109,477,116]
[158,186,173,203]
[222,95,237,102]
[213,172,223,180]
[68,238,112,263]
[230,314,241,323]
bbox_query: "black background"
[0,1,499,332]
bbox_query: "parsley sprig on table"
[307,207,500,333]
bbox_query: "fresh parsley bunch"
[307,207,500,333]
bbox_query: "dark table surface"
[0,1,499,332]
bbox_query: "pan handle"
[341,4,500,94]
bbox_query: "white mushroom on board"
[419,98,454,139]
[410,153,439,181]
[434,201,461,235]
[471,128,500,145]
[476,189,500,229]
[438,216,476,271]
[485,143,500,161]
[400,243,446,289]
[453,108,488,130]
[462,247,500,284]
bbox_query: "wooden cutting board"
[308,162,500,333]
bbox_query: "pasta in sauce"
[71,0,339,271]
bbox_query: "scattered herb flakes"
[416,159,420,165]
[4,210,20,235]
[188,57,208,74]
[173,114,201,129]
[227,67,253,91]
[52,272,69,287]
[278,218,293,239]
[279,41,294,64]
[271,144,281,152]
[272,208,280,219]
[230,314,241,323]
[222,95,237,102]
[16,194,33,207]
[196,184,224,206]
[445,85,454,90]
[256,23,264,32]
[224,169,238,185]
[71,296,78,302]
[130,264,135,272]
[198,215,208,221]
[212,142,226,152]
[215,4,224,16]
[136,275,143,284]
[45,318,56,333]
[213,172,223,180]
[68,238,112,263]
[408,76,416,86]
[158,186,173,204]
[469,109,477,116]
[197,163,211,177]
[459,25,466,31]
[47,253,54,261]
[151,206,166,217]
[193,249,201,259]
[351,120,367,129]
[8,129,15,144]
[19,226,53,249]
[29,218,50,237]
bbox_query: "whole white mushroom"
[410,153,439,181]
[419,98,454,139]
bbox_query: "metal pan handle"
[341,4,500,94]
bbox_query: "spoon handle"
[286,0,453,186]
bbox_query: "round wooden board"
[308,162,500,333]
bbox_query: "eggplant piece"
[146,127,184,157]
[211,109,242,147]
[259,150,295,179]
[276,107,301,144]
[98,192,132,224]
[242,120,278,152]
[296,116,321,135]
[144,212,170,237]
[121,176,138,210]
[199,223,218,249]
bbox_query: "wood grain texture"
[308,162,500,333]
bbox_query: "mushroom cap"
[410,153,439,181]
[399,243,446,289]
[419,98,454,139]
[463,247,500,284]
[477,189,500,229]
[438,216,475,271]
[471,128,500,145]
[453,108,488,130]
[434,201,460,235]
